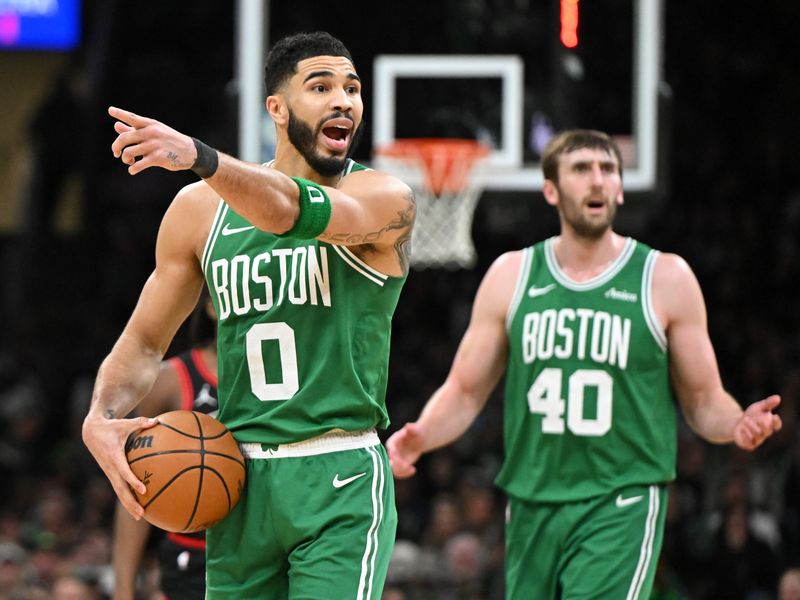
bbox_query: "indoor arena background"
[0,2,799,599]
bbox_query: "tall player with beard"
[83,32,414,599]
[387,130,782,599]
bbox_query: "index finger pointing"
[760,395,781,412]
[108,106,150,128]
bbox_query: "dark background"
[0,1,798,598]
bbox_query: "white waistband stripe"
[239,430,380,459]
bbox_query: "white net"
[374,139,488,270]
[409,184,483,269]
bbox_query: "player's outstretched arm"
[656,253,781,449]
[83,185,211,518]
[387,252,520,478]
[108,106,415,273]
[109,105,304,233]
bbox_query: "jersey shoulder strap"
[345,159,370,174]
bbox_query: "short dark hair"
[541,129,623,183]
[264,31,354,96]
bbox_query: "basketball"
[125,410,246,533]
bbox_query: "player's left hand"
[108,106,197,175]
[733,394,782,451]
[386,422,426,479]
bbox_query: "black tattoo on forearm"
[321,190,416,254]
[395,230,413,274]
[104,409,116,419]
[395,189,416,273]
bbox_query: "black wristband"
[190,137,219,179]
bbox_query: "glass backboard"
[371,0,662,192]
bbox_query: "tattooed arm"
[320,169,415,276]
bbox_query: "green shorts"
[505,484,667,600]
[205,430,396,600]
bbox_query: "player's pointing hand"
[108,106,197,176]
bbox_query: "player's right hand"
[108,106,197,176]
[386,422,426,479]
[82,414,159,519]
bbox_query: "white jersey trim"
[331,245,389,287]
[345,158,371,175]
[506,248,533,331]
[201,200,228,276]
[545,236,636,290]
[642,250,667,352]
[267,158,368,176]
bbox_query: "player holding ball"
[84,31,414,600]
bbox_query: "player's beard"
[557,187,618,239]
[287,108,364,177]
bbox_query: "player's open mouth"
[321,118,352,152]
[586,198,606,210]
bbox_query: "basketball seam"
[128,450,244,467]
[155,421,230,440]
[183,411,206,531]
[141,465,205,510]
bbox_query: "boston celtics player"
[83,32,414,599]
[387,129,782,599]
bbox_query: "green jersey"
[497,237,676,502]
[201,160,407,445]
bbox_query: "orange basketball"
[125,410,246,533]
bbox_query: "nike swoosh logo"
[332,472,367,489]
[221,223,255,236]
[615,494,644,508]
[528,283,556,298]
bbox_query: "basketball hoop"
[375,138,489,270]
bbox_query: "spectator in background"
[51,570,101,600]
[0,542,29,598]
[704,500,780,600]
[442,531,490,600]
[421,494,463,556]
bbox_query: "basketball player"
[83,32,414,599]
[386,129,782,599]
[112,295,217,600]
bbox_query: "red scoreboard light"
[560,0,580,48]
